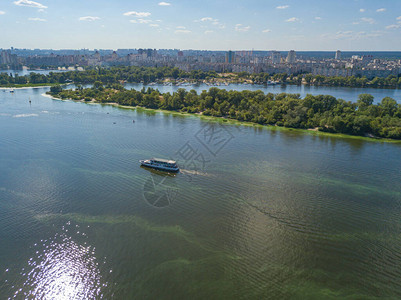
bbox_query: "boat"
[140,158,179,173]
[10,89,14,93]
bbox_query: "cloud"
[262,29,271,33]
[195,16,225,29]
[385,16,401,29]
[204,30,213,34]
[376,8,386,13]
[130,19,153,24]
[28,17,46,21]
[79,16,100,21]
[0,11,5,15]
[200,17,213,22]
[285,17,299,22]
[315,16,322,20]
[149,24,159,27]
[360,17,375,24]
[235,24,250,32]
[386,24,400,29]
[14,0,47,9]
[158,2,171,6]
[123,11,151,17]
[175,29,191,34]
[276,5,289,9]
[176,26,186,29]
[331,30,382,40]
[359,8,365,12]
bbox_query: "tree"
[50,85,63,94]
[93,81,104,90]
[380,97,398,117]
[357,94,374,110]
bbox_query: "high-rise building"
[271,51,281,64]
[286,50,296,64]
[335,50,342,60]
[0,50,17,65]
[225,51,235,63]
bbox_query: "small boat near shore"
[140,158,179,173]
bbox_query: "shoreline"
[1,86,54,90]
[42,93,401,144]
[0,83,72,90]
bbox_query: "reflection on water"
[12,222,109,299]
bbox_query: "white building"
[286,50,296,64]
[271,51,281,64]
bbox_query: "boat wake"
[179,169,213,177]
[13,113,39,118]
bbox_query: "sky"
[1,0,401,51]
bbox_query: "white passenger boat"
[140,158,179,172]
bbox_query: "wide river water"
[1,87,401,299]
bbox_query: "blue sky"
[1,0,401,50]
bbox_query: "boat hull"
[140,161,179,173]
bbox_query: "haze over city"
[1,0,401,50]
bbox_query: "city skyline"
[1,0,401,50]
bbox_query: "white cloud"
[204,30,213,34]
[359,8,366,13]
[262,29,271,33]
[285,17,299,22]
[79,16,100,21]
[14,0,47,9]
[315,16,322,20]
[149,24,159,27]
[123,11,151,17]
[331,30,383,40]
[276,5,289,9]
[0,11,5,15]
[235,24,250,32]
[130,19,152,24]
[175,29,191,34]
[360,17,375,24]
[28,17,46,21]
[195,16,225,29]
[158,2,171,6]
[200,17,213,22]
[376,8,386,13]
[385,17,401,29]
[386,24,400,29]
[176,26,186,29]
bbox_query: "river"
[2,69,401,103]
[0,87,400,298]
[122,83,401,104]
